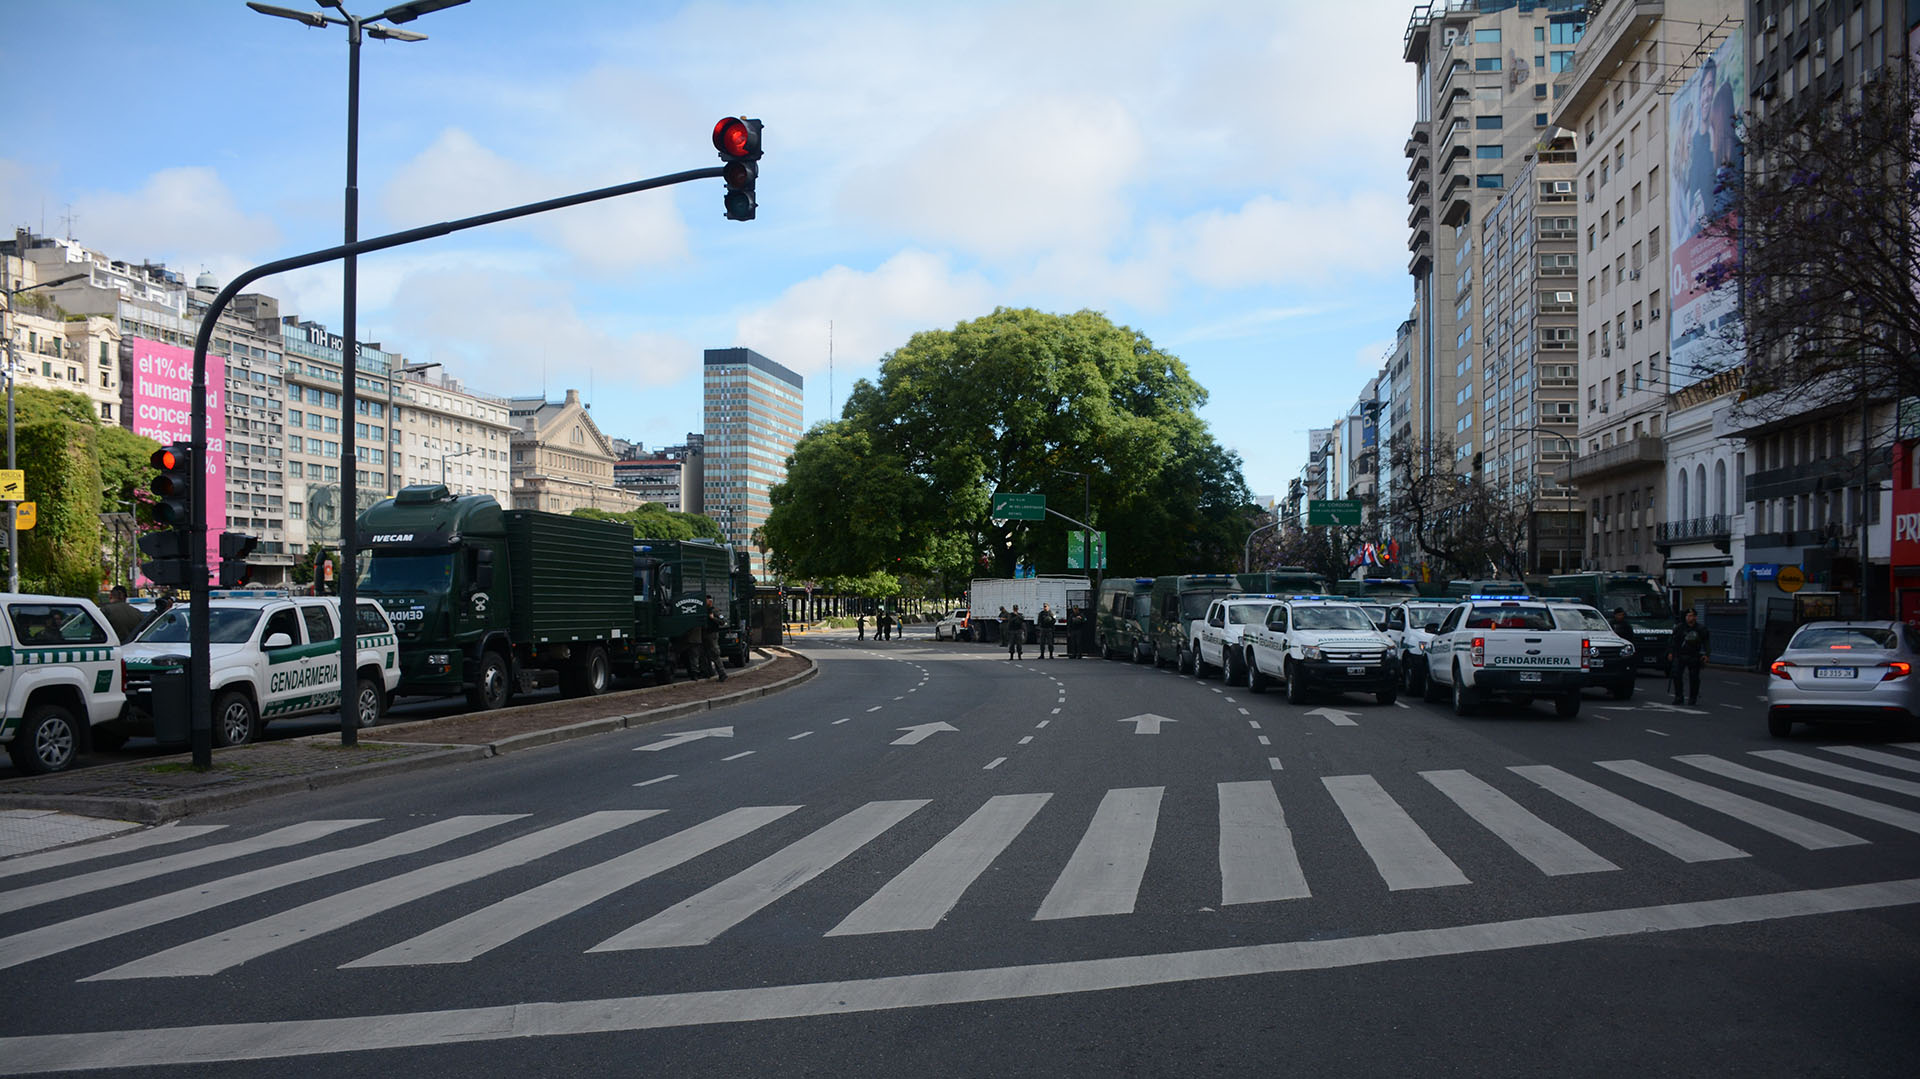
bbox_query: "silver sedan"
[1767,621,1920,737]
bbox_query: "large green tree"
[763,307,1257,582]
[571,504,724,542]
[2,387,159,596]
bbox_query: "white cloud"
[1176,193,1406,289]
[1355,338,1394,372]
[734,250,998,374]
[379,129,689,273]
[60,167,281,279]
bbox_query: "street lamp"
[250,0,468,746]
[1244,517,1279,574]
[1,250,89,592]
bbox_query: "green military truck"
[1544,572,1673,670]
[1332,577,1422,600]
[1095,576,1155,662]
[1237,567,1329,595]
[1150,573,1240,672]
[632,538,745,672]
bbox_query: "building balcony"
[1554,0,1664,123]
[1569,435,1666,482]
[1404,120,1430,161]
[1746,450,1889,502]
[1655,513,1733,550]
[1440,188,1472,228]
[1408,201,1431,230]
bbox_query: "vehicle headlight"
[1622,643,1635,657]
[426,652,450,665]
[1301,645,1325,661]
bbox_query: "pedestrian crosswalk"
[3,745,1919,982]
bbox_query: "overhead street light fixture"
[245,3,329,27]
[378,0,469,22]
[367,24,427,41]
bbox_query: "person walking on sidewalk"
[1005,605,1026,660]
[1036,603,1057,658]
[1668,608,1708,705]
[1065,604,1085,659]
[857,613,866,640]
[702,597,729,682]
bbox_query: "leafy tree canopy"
[571,504,724,542]
[763,307,1257,582]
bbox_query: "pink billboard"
[129,338,226,584]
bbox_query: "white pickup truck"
[0,593,126,773]
[1420,597,1591,717]
[1193,594,1280,686]
[1243,596,1400,706]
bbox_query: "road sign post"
[1306,499,1363,527]
[991,492,1045,520]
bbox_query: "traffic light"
[218,532,259,589]
[713,116,763,221]
[137,529,192,588]
[149,443,194,529]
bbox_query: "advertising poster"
[129,337,226,584]
[1668,33,1744,387]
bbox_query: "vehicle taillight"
[1770,660,1795,680]
[1582,638,1591,672]
[119,659,127,688]
[1883,661,1911,682]
[1470,636,1484,668]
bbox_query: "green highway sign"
[1066,530,1108,570]
[1307,499,1363,527]
[991,492,1045,520]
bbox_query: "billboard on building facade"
[129,338,226,583]
[1668,33,1744,388]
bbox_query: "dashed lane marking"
[788,732,813,741]
[1267,757,1283,770]
[1257,736,1271,746]
[1647,730,1670,737]
[1238,708,1250,716]
[632,775,676,788]
[983,757,1007,771]
[1019,737,1034,745]
[867,706,884,713]
[721,752,755,762]
[1036,721,1050,729]
[833,718,851,725]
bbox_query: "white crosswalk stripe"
[10,743,1920,981]
[0,825,228,883]
[1819,745,1920,774]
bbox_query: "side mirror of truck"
[263,632,294,650]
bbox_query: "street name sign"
[1307,499,1362,526]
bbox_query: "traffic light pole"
[187,163,727,767]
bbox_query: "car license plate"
[1519,672,1543,683]
[1814,667,1857,679]
[1346,666,1366,676]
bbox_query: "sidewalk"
[0,648,816,847]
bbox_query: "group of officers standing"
[982,602,1091,660]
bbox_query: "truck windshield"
[1181,592,1230,620]
[1605,590,1670,621]
[1131,596,1152,621]
[1552,607,1613,632]
[359,551,455,593]
[1293,607,1376,631]
[135,608,262,645]
[1228,604,1274,625]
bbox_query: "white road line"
[1646,729,1670,737]
[983,757,1007,771]
[591,801,928,951]
[632,775,677,788]
[1051,708,1061,715]
[1035,720,1049,729]
[828,794,1051,937]
[1211,688,1223,694]
[20,878,1920,1071]
[1248,720,1262,730]
[1720,704,1741,710]
[1596,760,1865,850]
[90,812,660,981]
[867,706,883,713]
[348,807,798,967]
[1751,750,1920,798]
[1267,757,1283,771]
[1394,700,1410,710]
[1257,736,1271,746]
[0,820,369,916]
[1420,770,1618,876]
[1035,787,1163,921]
[0,825,227,883]
[1224,697,1237,704]
[1675,755,1920,834]
[1238,708,1250,716]
[1019,736,1034,745]
[721,751,755,762]
[0,817,519,973]
[1217,781,1310,904]
[833,718,851,725]
[1819,745,1920,774]
[788,732,814,741]
[1510,765,1746,862]
[894,696,905,701]
[1322,775,1468,891]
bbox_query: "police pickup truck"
[1384,599,1458,696]
[1193,594,1281,686]
[117,596,400,748]
[0,593,125,774]
[1421,596,1591,717]
[1242,595,1400,706]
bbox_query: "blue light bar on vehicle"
[1467,595,1532,602]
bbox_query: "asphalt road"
[2,625,1918,1076]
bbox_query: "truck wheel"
[1608,681,1635,701]
[1768,708,1793,738]
[467,651,511,711]
[354,676,385,728]
[212,689,259,747]
[7,702,81,774]
[1247,652,1269,693]
[1376,690,1398,706]
[1423,666,1447,703]
[1226,648,1247,687]
[1179,646,1195,675]
[1404,659,1425,696]
[1554,694,1581,718]
[1284,660,1309,705]
[1451,669,1478,717]
[582,647,612,694]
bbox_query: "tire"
[1248,651,1269,693]
[1768,708,1793,738]
[1607,680,1635,701]
[1404,658,1426,696]
[1178,646,1194,675]
[574,646,612,697]
[1284,660,1309,705]
[466,650,511,711]
[1554,694,1581,718]
[212,689,258,748]
[1423,664,1447,703]
[1451,670,1478,717]
[1225,647,1247,687]
[6,701,81,774]
[354,675,385,728]
[1376,691,1398,707]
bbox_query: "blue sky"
[2,0,1418,496]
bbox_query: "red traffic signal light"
[149,442,194,529]
[712,116,762,222]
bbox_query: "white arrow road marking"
[632,727,734,752]
[1118,713,1176,734]
[891,722,958,746]
[1305,708,1359,727]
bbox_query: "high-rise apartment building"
[613,434,703,512]
[390,369,514,502]
[703,347,802,577]
[277,318,403,552]
[507,389,638,514]
[1402,0,1590,472]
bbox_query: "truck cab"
[1095,577,1154,663]
[1422,595,1590,717]
[1150,573,1238,673]
[0,593,124,774]
[1384,598,1458,695]
[1243,596,1399,705]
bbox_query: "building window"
[1550,50,1575,71]
[1475,57,1503,71]
[1475,174,1504,189]
[1475,144,1503,159]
